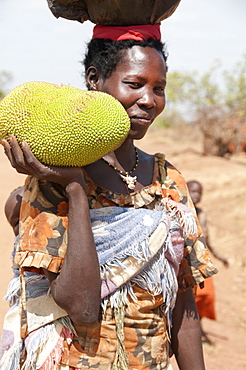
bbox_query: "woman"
[1,24,217,369]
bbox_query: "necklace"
[102,147,139,190]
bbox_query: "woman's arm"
[45,181,101,325]
[171,288,205,370]
[2,136,101,325]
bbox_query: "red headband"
[92,24,161,41]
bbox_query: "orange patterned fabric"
[60,286,170,369]
[15,153,218,369]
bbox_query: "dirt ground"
[0,124,246,369]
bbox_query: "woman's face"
[89,46,166,140]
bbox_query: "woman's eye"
[155,87,165,94]
[155,86,165,92]
[124,82,141,88]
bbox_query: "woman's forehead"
[120,45,164,62]
[118,46,166,75]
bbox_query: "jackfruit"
[0,81,130,167]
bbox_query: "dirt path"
[0,126,246,369]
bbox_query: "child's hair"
[83,38,168,85]
[187,180,203,189]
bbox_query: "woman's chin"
[127,129,149,141]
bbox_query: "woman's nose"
[137,89,156,108]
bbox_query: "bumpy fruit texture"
[0,81,130,166]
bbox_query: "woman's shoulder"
[154,152,182,173]
[154,153,187,191]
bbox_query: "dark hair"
[83,38,168,85]
[187,180,203,189]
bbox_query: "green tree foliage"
[0,71,12,101]
[223,54,246,118]
[165,55,246,156]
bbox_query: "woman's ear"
[86,66,101,91]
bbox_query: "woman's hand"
[1,135,85,190]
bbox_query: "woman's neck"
[84,139,155,194]
[104,139,136,172]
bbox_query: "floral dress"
[10,153,217,370]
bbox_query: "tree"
[0,71,12,100]
[165,55,246,156]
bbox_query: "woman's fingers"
[1,139,15,166]
[9,135,26,167]
[21,141,65,180]
[21,141,43,170]
[1,139,25,173]
[3,136,62,180]
[1,136,37,175]
[1,135,86,189]
[21,139,86,186]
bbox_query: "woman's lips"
[130,116,153,125]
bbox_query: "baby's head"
[4,186,24,236]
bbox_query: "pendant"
[119,174,137,190]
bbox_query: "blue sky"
[1,0,246,92]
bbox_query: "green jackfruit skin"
[0,81,130,167]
